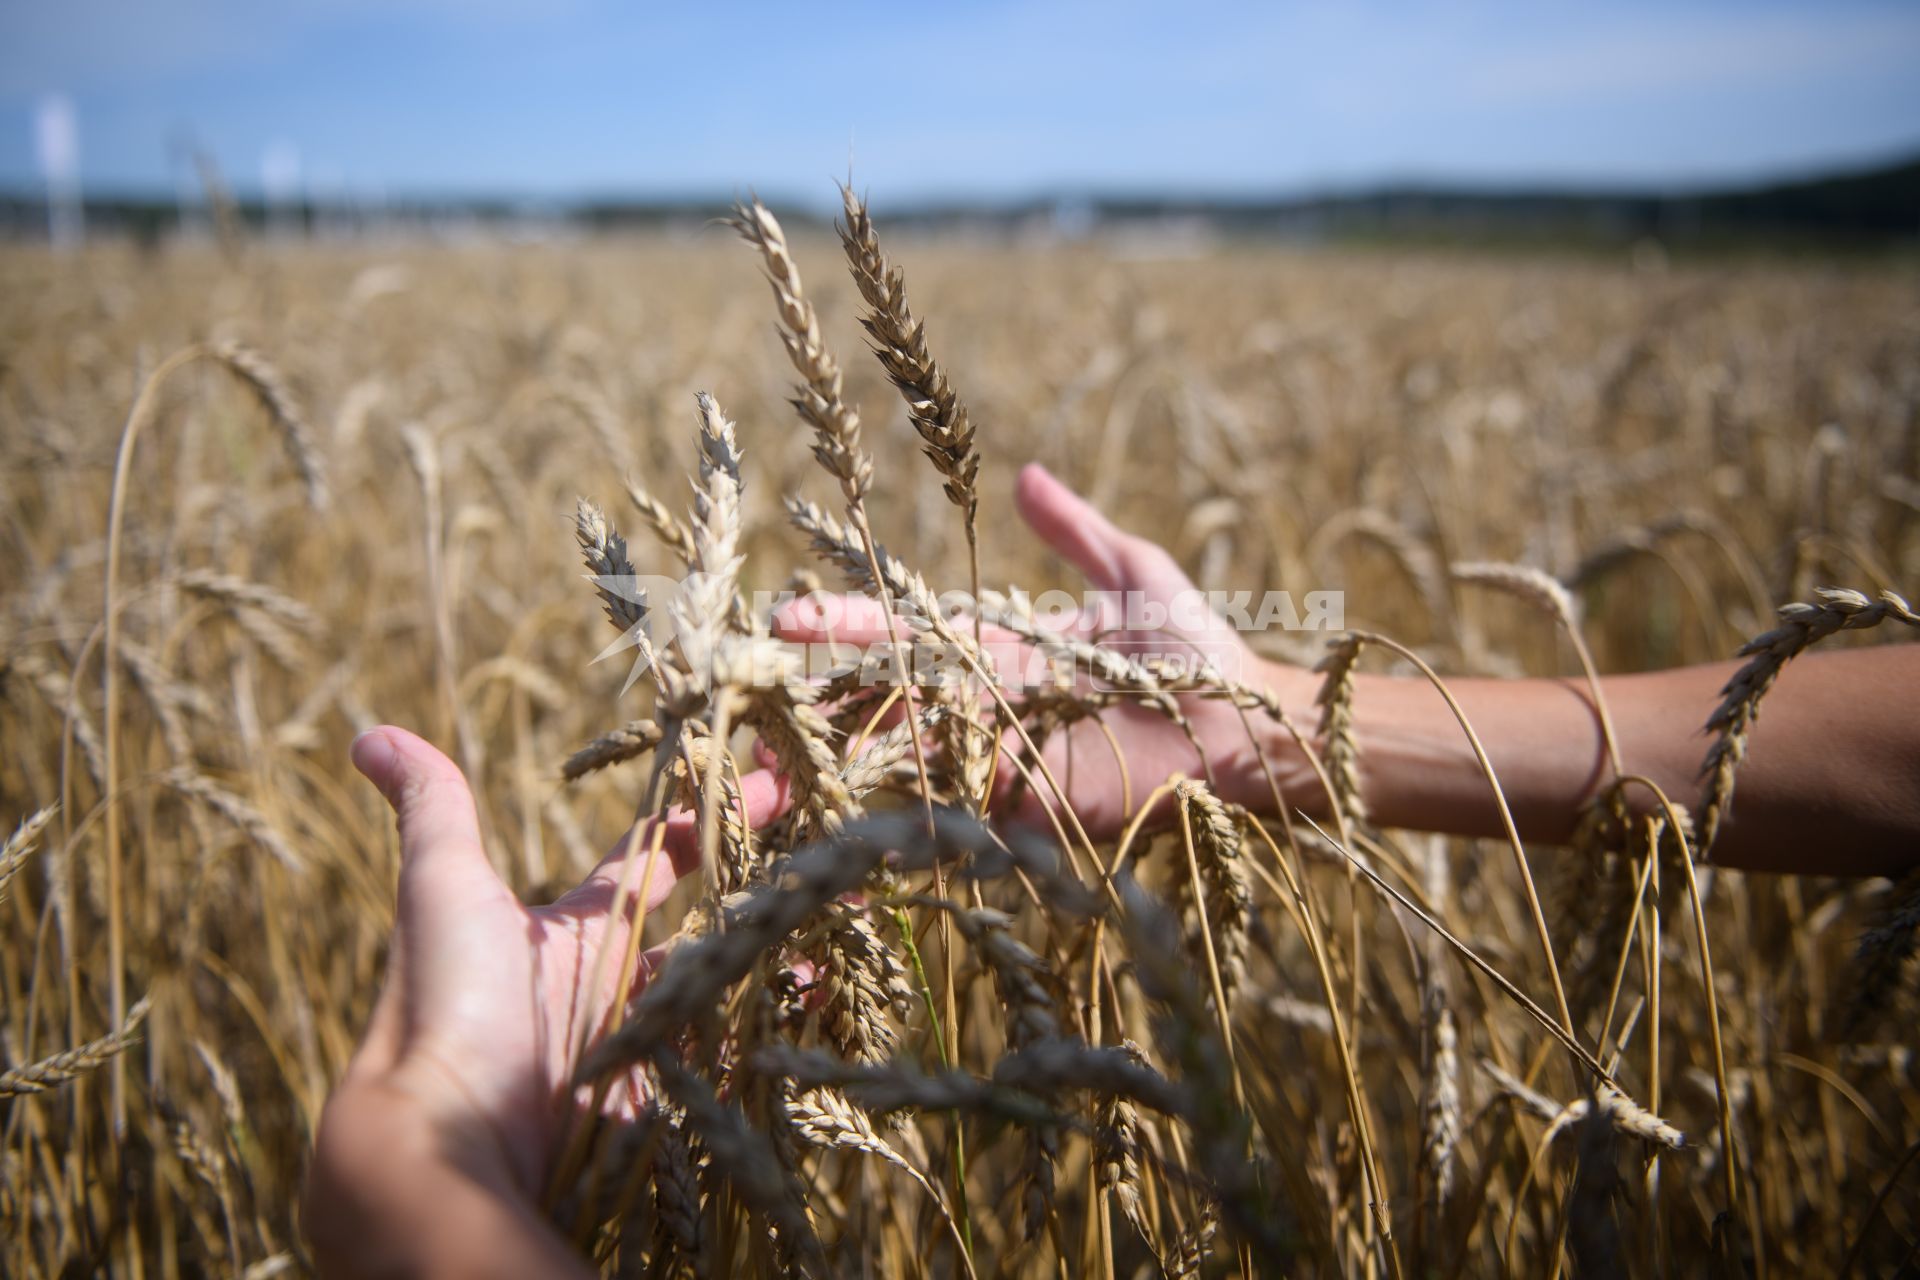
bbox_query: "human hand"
[305,726,790,1277]
[775,463,1316,839]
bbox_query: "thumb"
[352,726,496,895]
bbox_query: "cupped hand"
[775,463,1314,839]
[307,726,790,1272]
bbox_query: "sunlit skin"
[307,463,1919,1274]
[306,728,790,1279]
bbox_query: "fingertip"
[1014,463,1059,524]
[349,728,396,787]
[739,768,794,826]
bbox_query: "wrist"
[307,1072,541,1279]
[1211,654,1323,818]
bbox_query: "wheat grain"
[814,910,913,1067]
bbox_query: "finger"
[1016,462,1181,593]
[772,592,893,645]
[352,726,499,902]
[563,768,794,909]
[775,592,1029,663]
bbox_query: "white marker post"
[35,95,83,249]
[262,140,302,240]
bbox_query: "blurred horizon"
[4,0,1920,210]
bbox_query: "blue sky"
[3,0,1919,205]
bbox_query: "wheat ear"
[209,339,329,510]
[814,909,914,1067]
[1840,867,1920,1032]
[1,995,153,1097]
[0,804,56,904]
[729,198,872,504]
[1314,635,1368,827]
[1452,559,1624,776]
[625,479,699,568]
[1175,779,1252,1008]
[562,719,664,781]
[837,186,981,534]
[163,768,306,875]
[1698,588,1917,853]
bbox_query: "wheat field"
[2,201,1917,1278]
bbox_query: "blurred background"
[4,0,1917,248]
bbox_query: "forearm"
[306,1079,591,1280]
[1248,647,1920,877]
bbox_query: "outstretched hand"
[306,726,790,1277]
[775,463,1313,838]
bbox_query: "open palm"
[336,726,790,1194]
[776,464,1309,838]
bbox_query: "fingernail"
[350,728,395,780]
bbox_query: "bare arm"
[1234,645,1920,877]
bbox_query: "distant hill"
[3,153,1915,249]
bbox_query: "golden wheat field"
[2,202,1918,1279]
